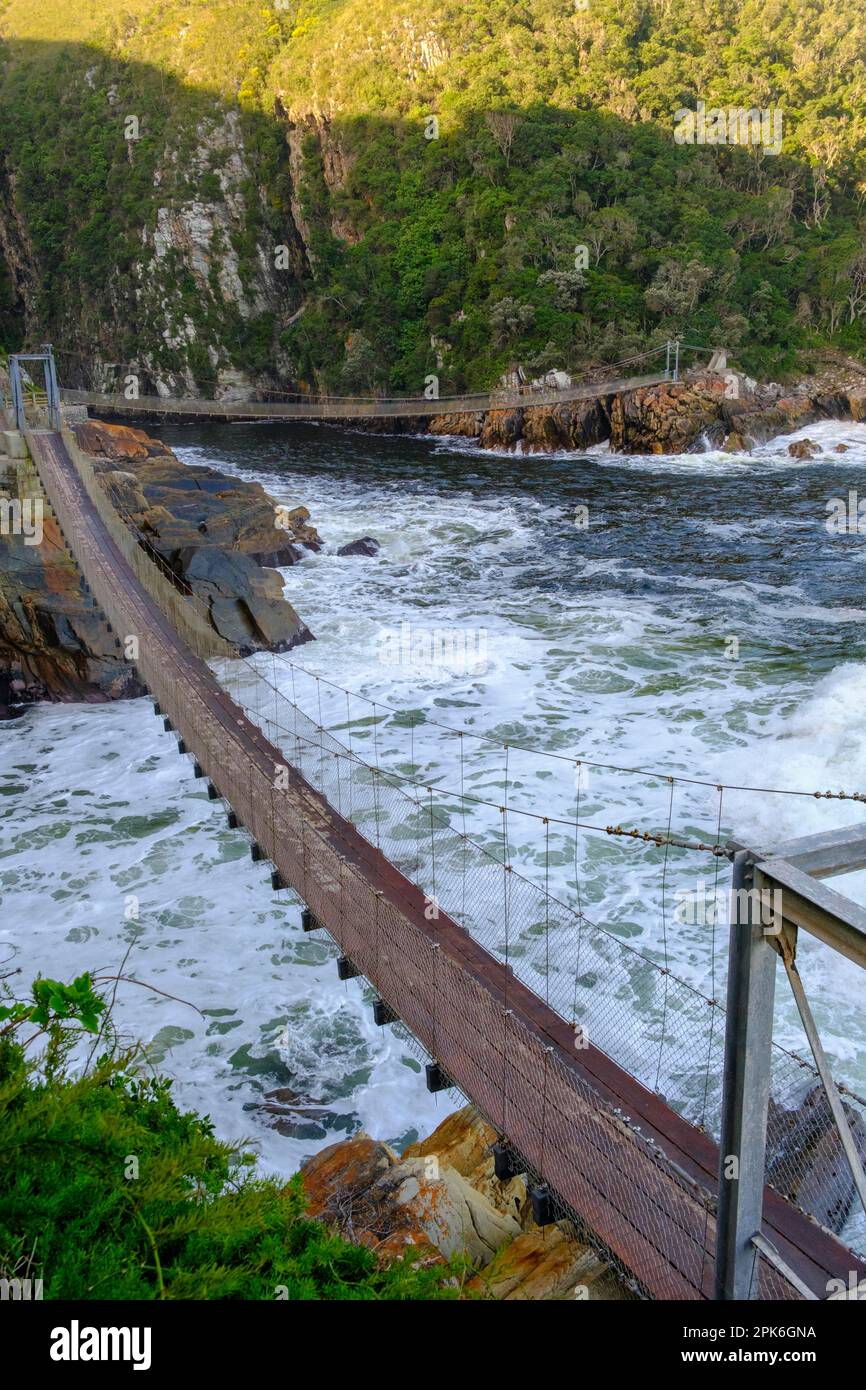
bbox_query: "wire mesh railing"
[219,656,866,1265]
[26,422,865,1299]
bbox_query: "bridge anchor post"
[714,849,777,1300]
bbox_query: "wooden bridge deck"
[25,426,866,1301]
[60,372,668,422]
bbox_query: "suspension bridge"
[47,339,717,423]
[4,349,866,1302]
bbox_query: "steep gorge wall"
[4,2,866,407]
[0,101,311,399]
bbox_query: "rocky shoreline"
[0,419,322,715]
[420,365,866,456]
[299,1104,634,1300]
[294,1085,866,1299]
[4,353,864,714]
[327,359,866,456]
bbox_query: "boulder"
[336,537,380,557]
[300,1129,519,1267]
[74,420,155,461]
[241,595,311,652]
[849,389,866,422]
[788,438,817,459]
[404,1105,529,1227]
[723,431,752,453]
[186,547,311,651]
[376,1159,521,1264]
[244,1086,345,1142]
[186,546,285,601]
[277,504,322,553]
[301,1107,635,1297]
[207,597,260,649]
[468,1226,632,1301]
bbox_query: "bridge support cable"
[56,343,695,422]
[227,654,866,1286]
[26,426,866,1302]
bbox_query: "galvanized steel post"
[715,849,777,1299]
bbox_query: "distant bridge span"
[19,420,866,1304]
[61,371,668,423]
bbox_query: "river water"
[3,417,866,1197]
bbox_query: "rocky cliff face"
[126,110,307,400]
[424,369,866,455]
[0,99,310,400]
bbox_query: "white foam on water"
[5,416,866,1190]
[0,701,443,1179]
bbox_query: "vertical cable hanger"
[316,675,325,793]
[572,761,585,1032]
[429,787,437,908]
[344,687,354,823]
[654,776,675,1095]
[459,731,468,925]
[544,817,551,1009]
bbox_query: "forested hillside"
[1,0,864,394]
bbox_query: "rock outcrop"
[336,536,380,557]
[300,1104,634,1299]
[788,438,817,460]
[70,420,316,656]
[0,419,317,709]
[0,450,141,713]
[423,369,866,456]
[427,412,482,439]
[608,378,729,453]
[521,397,609,452]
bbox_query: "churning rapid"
[4,419,866,1189]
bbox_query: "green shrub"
[0,973,458,1300]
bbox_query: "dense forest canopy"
[0,0,864,389]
